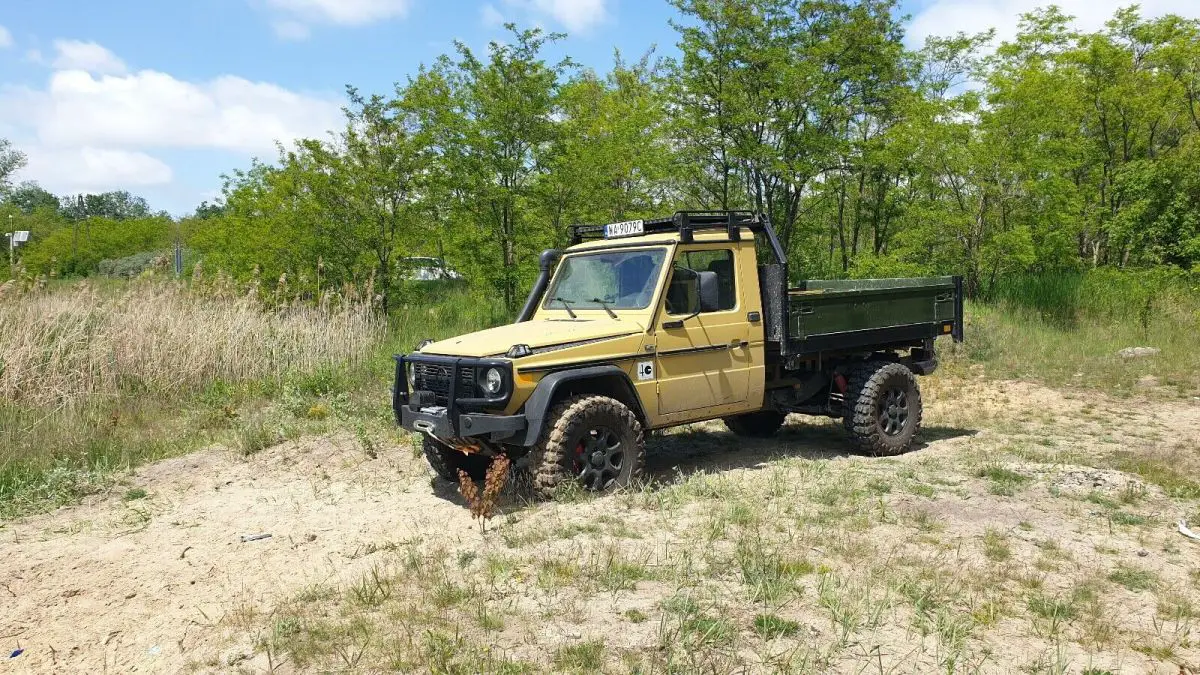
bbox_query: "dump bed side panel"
[786,276,960,354]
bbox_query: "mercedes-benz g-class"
[393,211,963,497]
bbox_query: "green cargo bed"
[785,276,962,354]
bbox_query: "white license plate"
[603,219,644,238]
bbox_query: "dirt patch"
[0,435,484,673]
[2,378,1199,673]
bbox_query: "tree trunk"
[836,175,849,273]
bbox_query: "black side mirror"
[697,270,720,313]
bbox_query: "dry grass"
[0,277,383,517]
[0,278,380,407]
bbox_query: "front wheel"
[843,361,922,456]
[529,395,646,499]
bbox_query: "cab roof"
[569,210,759,245]
[565,227,745,253]
[564,210,790,266]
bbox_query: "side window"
[664,249,736,315]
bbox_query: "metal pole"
[6,215,12,270]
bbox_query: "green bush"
[20,217,173,277]
[97,249,197,278]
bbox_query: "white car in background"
[399,257,462,282]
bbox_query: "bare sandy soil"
[2,377,1199,673]
[0,434,479,673]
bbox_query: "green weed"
[976,464,1032,496]
[553,640,605,672]
[753,613,801,638]
[1107,565,1156,591]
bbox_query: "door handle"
[729,339,748,348]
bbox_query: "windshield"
[543,248,668,311]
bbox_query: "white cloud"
[5,69,342,155]
[530,0,607,32]
[908,0,1200,46]
[481,3,506,29]
[0,25,13,49]
[260,0,411,38]
[51,40,127,75]
[24,147,173,193]
[498,0,608,33]
[0,41,343,197]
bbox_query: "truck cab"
[393,211,962,497]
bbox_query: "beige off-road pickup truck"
[393,211,963,497]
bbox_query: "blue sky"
[2,0,1198,215]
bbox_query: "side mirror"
[697,270,720,313]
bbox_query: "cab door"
[654,247,751,416]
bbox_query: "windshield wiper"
[590,298,618,319]
[552,296,578,319]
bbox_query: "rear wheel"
[423,436,491,482]
[529,395,645,499]
[722,410,787,438]
[843,361,922,456]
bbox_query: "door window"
[665,249,736,315]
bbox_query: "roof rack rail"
[568,210,764,246]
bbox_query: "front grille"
[412,362,475,403]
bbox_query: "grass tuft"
[753,613,801,638]
[553,640,605,672]
[975,464,1032,496]
[1107,564,1157,591]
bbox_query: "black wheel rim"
[878,386,910,436]
[572,425,624,491]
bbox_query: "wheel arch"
[519,365,647,446]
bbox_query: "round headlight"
[483,367,503,395]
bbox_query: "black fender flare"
[519,365,647,446]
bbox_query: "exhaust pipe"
[516,249,561,323]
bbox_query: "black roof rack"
[569,210,764,246]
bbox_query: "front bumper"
[399,405,527,442]
[392,354,526,443]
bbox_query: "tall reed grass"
[0,279,381,407]
[0,276,507,517]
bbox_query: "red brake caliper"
[574,443,586,472]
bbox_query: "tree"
[297,87,434,313]
[4,182,60,214]
[193,200,226,220]
[180,8,1200,306]
[60,191,152,221]
[187,159,323,294]
[435,26,570,311]
[538,51,676,236]
[0,139,26,195]
[670,0,911,260]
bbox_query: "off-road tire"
[842,361,922,456]
[529,395,645,499]
[423,436,491,482]
[722,410,788,438]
